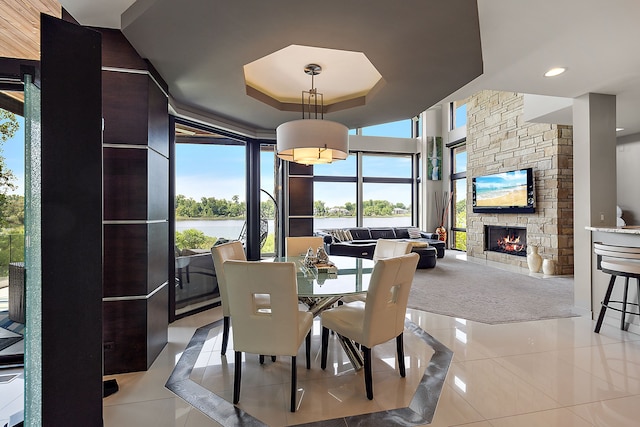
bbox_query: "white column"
[421,107,443,232]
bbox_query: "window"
[174,137,246,315]
[450,101,467,130]
[360,119,413,138]
[362,154,412,227]
[313,153,414,232]
[450,142,467,250]
[260,146,277,257]
[0,106,25,314]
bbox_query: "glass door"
[0,63,39,427]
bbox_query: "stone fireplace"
[464,90,574,274]
[484,225,527,257]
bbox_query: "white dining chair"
[373,239,414,262]
[285,236,324,257]
[342,239,414,304]
[211,241,270,356]
[320,252,420,400]
[224,260,313,412]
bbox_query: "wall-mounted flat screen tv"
[472,168,535,213]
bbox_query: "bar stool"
[593,242,640,333]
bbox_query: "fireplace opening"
[484,226,527,257]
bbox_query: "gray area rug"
[409,254,578,324]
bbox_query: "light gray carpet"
[409,254,578,324]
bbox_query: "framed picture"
[427,136,442,180]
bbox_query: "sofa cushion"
[407,227,422,239]
[394,227,410,239]
[348,228,372,240]
[369,228,396,239]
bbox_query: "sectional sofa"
[316,226,445,268]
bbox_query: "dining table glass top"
[272,255,374,298]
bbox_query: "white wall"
[617,137,640,225]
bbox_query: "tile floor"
[101,302,640,426]
[5,262,640,426]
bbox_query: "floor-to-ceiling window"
[0,94,26,372]
[259,145,278,257]
[450,141,467,250]
[173,122,246,316]
[313,154,358,231]
[313,118,416,231]
[362,153,412,227]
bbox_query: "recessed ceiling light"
[544,67,566,77]
[616,127,624,132]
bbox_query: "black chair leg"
[396,333,406,377]
[233,351,242,404]
[290,356,297,412]
[271,355,276,362]
[259,355,265,364]
[321,327,330,370]
[595,275,617,333]
[622,277,630,330]
[221,316,230,356]
[306,332,311,369]
[363,346,373,400]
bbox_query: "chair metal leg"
[221,316,230,356]
[259,355,265,364]
[233,351,242,404]
[321,327,329,370]
[306,332,311,369]
[622,277,630,330]
[290,356,297,412]
[595,275,617,333]
[271,355,276,362]
[396,333,406,377]
[363,346,373,400]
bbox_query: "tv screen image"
[472,168,534,213]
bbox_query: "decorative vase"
[435,226,447,242]
[542,258,556,275]
[527,245,542,273]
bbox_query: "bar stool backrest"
[594,242,640,274]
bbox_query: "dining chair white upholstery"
[285,236,324,257]
[211,241,269,356]
[372,239,414,262]
[342,239,414,305]
[224,260,313,412]
[320,252,420,399]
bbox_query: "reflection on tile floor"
[165,316,451,426]
[103,306,640,427]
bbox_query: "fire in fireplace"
[485,226,527,257]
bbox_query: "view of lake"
[176,216,412,239]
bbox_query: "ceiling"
[48,1,640,140]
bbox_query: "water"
[176,217,412,239]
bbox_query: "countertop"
[586,226,640,235]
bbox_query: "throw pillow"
[408,227,422,239]
[344,229,353,241]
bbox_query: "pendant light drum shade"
[276,119,349,165]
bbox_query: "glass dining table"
[272,255,375,369]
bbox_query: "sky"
[2,115,415,208]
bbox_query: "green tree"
[175,229,217,250]
[314,200,326,216]
[0,109,18,229]
[344,202,355,216]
